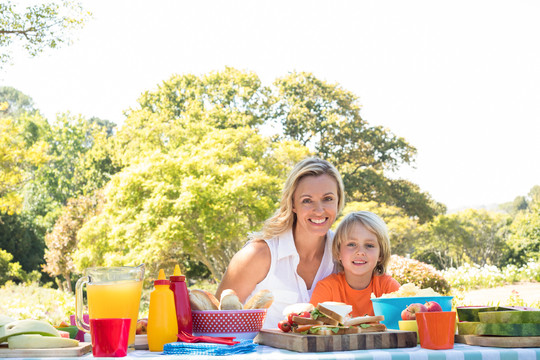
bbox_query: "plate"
[134,334,148,350]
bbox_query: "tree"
[272,72,445,222]
[117,68,443,222]
[458,209,511,267]
[414,209,511,269]
[0,211,45,273]
[115,67,272,166]
[24,113,119,233]
[0,114,48,214]
[506,203,540,266]
[0,86,36,118]
[43,191,104,292]
[0,1,90,68]
[337,201,421,257]
[500,185,540,214]
[528,185,540,205]
[414,214,469,269]
[0,249,25,285]
[75,127,309,280]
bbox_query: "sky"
[2,0,540,211]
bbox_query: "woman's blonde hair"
[332,211,392,275]
[251,157,345,240]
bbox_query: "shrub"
[442,259,540,291]
[388,255,451,295]
[0,282,75,325]
[0,249,26,284]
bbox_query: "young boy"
[310,211,400,317]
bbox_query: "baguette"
[243,289,274,309]
[219,289,243,310]
[282,303,314,317]
[189,289,219,310]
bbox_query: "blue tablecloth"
[6,343,540,360]
[125,343,539,360]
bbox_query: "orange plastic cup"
[416,311,456,350]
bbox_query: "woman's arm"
[215,240,271,303]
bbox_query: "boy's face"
[339,223,382,290]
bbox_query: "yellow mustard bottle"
[147,269,178,352]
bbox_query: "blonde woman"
[216,157,345,328]
[310,211,400,317]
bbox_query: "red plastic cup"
[90,318,131,357]
[416,311,456,350]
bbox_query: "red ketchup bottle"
[169,264,193,335]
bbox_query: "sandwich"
[287,301,386,335]
[311,302,353,325]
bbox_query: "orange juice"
[87,280,143,345]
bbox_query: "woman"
[216,157,345,328]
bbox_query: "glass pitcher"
[75,264,145,346]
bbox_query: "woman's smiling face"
[339,222,381,289]
[292,174,339,238]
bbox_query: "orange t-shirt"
[310,272,400,317]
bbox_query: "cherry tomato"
[278,320,291,332]
[295,325,313,333]
[287,312,298,325]
[298,311,311,318]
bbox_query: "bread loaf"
[219,289,243,310]
[189,289,219,310]
[243,289,274,309]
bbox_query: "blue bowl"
[371,296,453,330]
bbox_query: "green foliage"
[500,185,540,215]
[414,209,511,270]
[0,249,25,284]
[24,114,119,234]
[388,255,451,295]
[116,67,272,166]
[0,114,49,214]
[272,72,444,222]
[505,203,540,266]
[443,261,540,291]
[0,211,45,273]
[75,127,309,280]
[114,68,442,223]
[337,201,420,256]
[529,185,540,205]
[0,282,75,325]
[43,192,104,292]
[0,86,37,118]
[0,1,90,68]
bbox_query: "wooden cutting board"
[254,329,417,352]
[0,342,92,357]
[455,334,540,348]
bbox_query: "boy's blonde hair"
[250,157,345,241]
[332,211,392,275]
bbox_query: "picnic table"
[10,343,540,360]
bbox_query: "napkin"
[163,339,257,356]
[177,330,239,345]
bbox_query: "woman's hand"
[215,240,271,303]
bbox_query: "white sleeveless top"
[246,228,336,329]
